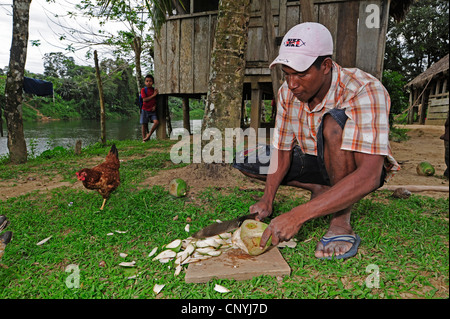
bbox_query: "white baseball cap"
[270,22,333,72]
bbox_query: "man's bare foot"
[314,226,355,259]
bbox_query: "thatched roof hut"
[406,54,449,89]
[405,54,449,125]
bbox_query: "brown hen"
[76,144,120,210]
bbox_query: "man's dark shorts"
[140,110,157,124]
[232,109,386,188]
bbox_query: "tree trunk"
[0,98,3,137]
[132,36,144,93]
[196,0,251,177]
[4,0,31,164]
[202,0,251,137]
[94,50,106,145]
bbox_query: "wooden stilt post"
[182,96,191,134]
[250,82,262,139]
[94,50,106,145]
[156,94,168,139]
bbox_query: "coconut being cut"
[150,219,274,279]
[185,221,290,283]
[232,220,272,256]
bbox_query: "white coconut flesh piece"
[158,258,172,264]
[184,243,196,255]
[148,247,158,258]
[164,239,182,251]
[153,284,165,294]
[195,238,220,248]
[152,249,177,261]
[218,232,232,240]
[151,231,237,268]
[214,284,230,293]
[174,265,182,276]
[277,239,297,248]
[231,227,248,254]
[195,247,219,256]
[206,250,222,257]
[36,236,52,246]
[182,237,194,249]
[119,261,136,267]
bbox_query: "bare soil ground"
[144,124,449,200]
[385,124,448,198]
[0,125,448,201]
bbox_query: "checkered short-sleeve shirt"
[272,62,400,181]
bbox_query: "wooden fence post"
[94,50,106,145]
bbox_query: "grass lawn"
[0,140,448,301]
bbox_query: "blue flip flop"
[317,234,361,260]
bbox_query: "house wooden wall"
[154,0,391,96]
[425,74,449,125]
[406,54,449,126]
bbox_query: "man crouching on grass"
[233,22,400,260]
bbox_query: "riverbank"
[0,118,204,158]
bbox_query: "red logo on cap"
[284,38,306,47]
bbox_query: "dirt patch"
[0,158,100,201]
[0,125,448,200]
[142,163,264,196]
[386,125,448,198]
[0,174,85,201]
[145,124,449,200]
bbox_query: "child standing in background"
[140,74,159,142]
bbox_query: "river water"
[0,118,203,157]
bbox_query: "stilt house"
[153,0,411,138]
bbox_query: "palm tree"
[201,0,251,136]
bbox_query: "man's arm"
[260,152,384,246]
[250,148,292,221]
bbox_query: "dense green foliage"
[167,96,205,121]
[381,0,448,124]
[0,59,205,123]
[381,70,409,126]
[1,54,138,121]
[385,0,449,82]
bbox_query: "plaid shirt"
[272,62,400,181]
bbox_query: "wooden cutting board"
[185,247,291,283]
